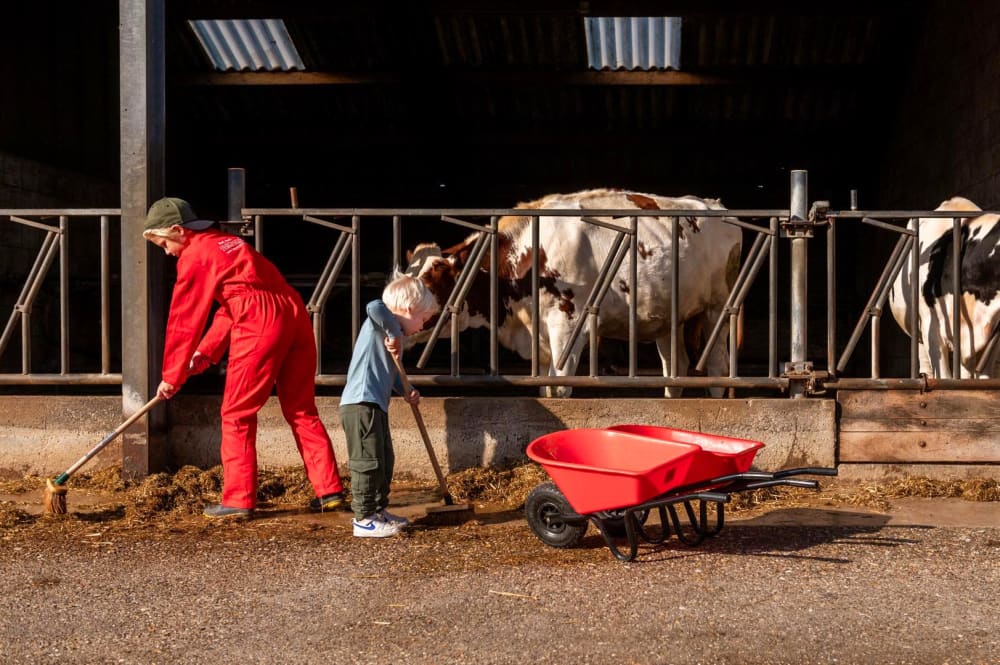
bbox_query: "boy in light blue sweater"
[340,274,437,537]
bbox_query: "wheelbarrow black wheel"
[525,482,588,549]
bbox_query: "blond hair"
[382,274,438,316]
[142,226,184,242]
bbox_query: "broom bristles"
[43,478,68,515]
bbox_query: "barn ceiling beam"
[169,0,922,20]
[177,123,864,149]
[179,68,869,88]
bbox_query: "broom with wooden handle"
[43,396,162,514]
[389,353,474,523]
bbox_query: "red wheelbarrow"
[525,425,837,561]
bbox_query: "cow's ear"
[452,245,473,268]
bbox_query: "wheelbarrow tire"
[525,482,588,549]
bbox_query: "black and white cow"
[889,196,1000,378]
[399,188,744,396]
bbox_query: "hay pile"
[877,477,1000,501]
[121,464,348,519]
[0,502,32,528]
[1,460,997,528]
[445,463,1000,515]
[125,465,222,519]
[0,474,42,494]
[726,476,1000,514]
[447,462,548,509]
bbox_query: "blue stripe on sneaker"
[353,520,376,531]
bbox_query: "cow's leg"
[655,335,688,398]
[538,359,562,398]
[923,310,950,378]
[697,307,731,399]
[542,311,585,398]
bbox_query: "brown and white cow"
[398,189,743,397]
[889,196,1000,378]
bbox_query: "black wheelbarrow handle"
[771,467,839,478]
[741,478,819,490]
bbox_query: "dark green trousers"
[339,402,394,520]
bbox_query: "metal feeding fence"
[0,209,121,385]
[3,169,1000,396]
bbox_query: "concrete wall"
[0,395,835,478]
[5,395,999,482]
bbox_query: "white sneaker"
[352,514,401,538]
[378,509,410,528]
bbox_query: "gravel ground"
[1,496,998,665]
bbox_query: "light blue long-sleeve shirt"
[340,300,405,412]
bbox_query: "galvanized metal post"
[227,168,245,224]
[352,216,361,345]
[101,215,111,374]
[769,216,778,378]
[628,216,638,378]
[489,217,499,376]
[119,0,167,479]
[59,216,69,374]
[788,170,810,398]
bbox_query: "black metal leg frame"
[588,467,838,562]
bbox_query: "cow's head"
[396,238,487,347]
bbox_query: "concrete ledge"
[0,395,835,478]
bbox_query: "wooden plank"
[840,418,1000,433]
[838,390,1000,420]
[840,432,1000,463]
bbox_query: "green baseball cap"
[144,197,215,232]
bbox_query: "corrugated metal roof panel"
[188,19,305,72]
[585,17,682,71]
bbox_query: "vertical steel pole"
[392,215,402,274]
[629,216,637,378]
[227,168,245,224]
[531,215,540,377]
[59,216,69,374]
[253,215,262,253]
[769,216,778,377]
[951,218,962,376]
[670,216,679,377]
[101,215,111,374]
[352,215,361,346]
[489,217,499,376]
[120,0,166,478]
[789,170,809,398]
[910,218,920,377]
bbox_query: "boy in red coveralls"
[143,197,345,518]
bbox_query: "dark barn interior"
[2,0,999,391]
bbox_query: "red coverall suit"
[161,229,343,509]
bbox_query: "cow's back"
[500,189,742,341]
[888,196,1000,377]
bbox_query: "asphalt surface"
[1,498,998,665]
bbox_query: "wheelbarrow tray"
[525,426,837,562]
[525,428,701,514]
[607,425,764,487]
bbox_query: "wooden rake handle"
[389,351,453,502]
[54,395,163,485]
